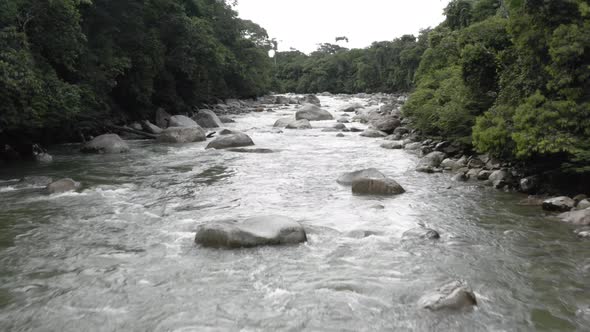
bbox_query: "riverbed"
[1,95,589,331]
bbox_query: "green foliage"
[0,0,273,141]
[405,0,590,172]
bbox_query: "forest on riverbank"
[273,0,589,174]
[0,0,273,151]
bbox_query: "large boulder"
[488,169,513,189]
[402,227,440,240]
[557,208,590,226]
[286,119,312,130]
[273,117,294,128]
[542,196,576,212]
[337,168,386,186]
[371,116,401,134]
[141,120,163,135]
[352,177,405,195]
[295,104,333,121]
[169,115,198,128]
[419,151,446,168]
[195,216,307,248]
[418,280,477,311]
[360,129,388,138]
[157,126,207,143]
[81,134,130,154]
[46,178,80,194]
[155,108,172,128]
[404,142,422,150]
[302,94,321,106]
[577,199,590,210]
[380,141,403,150]
[206,132,254,149]
[194,110,223,128]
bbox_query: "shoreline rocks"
[206,132,254,149]
[295,104,333,121]
[81,134,130,154]
[158,126,207,143]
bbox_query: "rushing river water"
[0,96,589,331]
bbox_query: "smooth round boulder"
[46,178,80,194]
[371,116,401,134]
[218,129,239,135]
[286,119,312,129]
[404,142,422,150]
[206,133,254,150]
[477,170,493,181]
[169,115,198,128]
[337,168,386,186]
[360,129,387,138]
[141,120,163,134]
[402,227,440,240]
[195,216,307,248]
[302,94,321,106]
[274,117,294,128]
[337,117,350,123]
[352,177,405,196]
[81,134,130,154]
[295,104,333,121]
[558,208,590,225]
[543,196,576,212]
[577,199,590,210]
[333,123,346,130]
[337,103,363,113]
[419,151,446,168]
[194,110,223,128]
[158,126,206,143]
[380,141,403,150]
[418,280,477,311]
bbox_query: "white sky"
[234,0,451,54]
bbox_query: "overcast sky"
[234,0,451,54]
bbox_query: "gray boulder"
[333,123,346,130]
[302,94,321,106]
[206,133,254,149]
[542,196,576,212]
[371,116,401,134]
[81,134,130,154]
[195,216,307,248]
[218,129,239,135]
[577,199,590,210]
[419,151,446,168]
[404,142,422,150]
[418,280,477,311]
[194,110,223,128]
[158,126,207,143]
[452,172,469,182]
[286,119,312,130]
[557,208,590,225]
[477,170,493,181]
[337,117,350,123]
[295,104,333,121]
[46,178,80,194]
[380,141,403,150]
[169,115,198,128]
[337,103,363,113]
[141,120,163,135]
[274,117,294,128]
[155,108,172,128]
[402,227,440,240]
[360,129,388,138]
[352,177,405,195]
[337,168,386,186]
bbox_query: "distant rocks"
[158,126,207,143]
[301,94,321,107]
[337,103,363,113]
[195,215,307,248]
[206,132,254,149]
[46,178,80,194]
[81,134,130,154]
[418,280,477,311]
[295,104,333,121]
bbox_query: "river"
[1,95,589,331]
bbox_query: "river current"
[1,96,589,331]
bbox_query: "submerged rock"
[286,119,312,129]
[360,128,388,138]
[158,126,207,143]
[17,176,54,188]
[206,133,254,149]
[295,104,333,121]
[195,216,307,248]
[302,94,321,106]
[81,134,130,154]
[194,110,223,128]
[542,196,576,212]
[352,177,405,195]
[402,227,440,240]
[418,280,477,311]
[46,178,80,194]
[337,168,386,186]
[380,141,403,150]
[227,148,274,154]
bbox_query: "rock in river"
[46,178,81,194]
[194,110,223,128]
[380,141,403,150]
[402,227,440,240]
[206,132,254,149]
[286,119,312,129]
[418,280,477,311]
[360,129,388,138]
[295,104,333,121]
[352,177,405,195]
[337,168,386,186]
[542,196,576,212]
[158,126,207,143]
[81,134,130,154]
[195,216,307,248]
[168,115,198,128]
[558,208,590,226]
[371,116,400,134]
